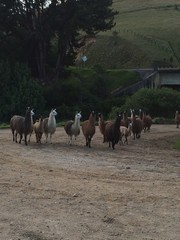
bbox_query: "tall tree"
[0,0,118,83]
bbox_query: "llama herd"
[9,107,180,149]
[10,108,57,146]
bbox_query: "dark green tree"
[0,60,45,122]
[0,0,118,82]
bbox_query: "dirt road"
[0,125,180,240]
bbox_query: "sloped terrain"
[77,1,180,68]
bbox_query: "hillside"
[76,0,180,69]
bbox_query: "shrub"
[109,88,180,119]
[124,88,179,118]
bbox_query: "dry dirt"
[0,124,180,240]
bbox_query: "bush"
[109,88,180,119]
[118,88,180,118]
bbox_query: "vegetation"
[0,0,117,82]
[0,60,141,123]
[42,66,140,121]
[0,61,45,122]
[109,88,180,119]
[77,0,180,68]
[173,139,180,151]
[0,1,179,124]
[0,59,179,124]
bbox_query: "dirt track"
[0,125,180,240]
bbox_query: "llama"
[175,110,180,128]
[10,107,34,145]
[98,112,112,143]
[82,111,96,148]
[64,112,82,145]
[43,109,57,143]
[131,109,143,140]
[33,116,44,143]
[142,112,152,132]
[28,109,35,142]
[121,111,129,128]
[120,124,131,145]
[104,112,122,150]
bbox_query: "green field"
[76,0,180,68]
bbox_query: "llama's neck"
[115,116,121,129]
[30,115,34,126]
[98,115,103,125]
[89,114,95,126]
[25,111,31,125]
[98,116,105,131]
[130,110,133,120]
[123,112,127,121]
[48,114,56,128]
[24,110,32,134]
[139,110,143,120]
[74,116,80,128]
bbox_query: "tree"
[0,60,45,122]
[0,0,118,83]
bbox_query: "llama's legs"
[35,133,38,143]
[28,133,31,142]
[15,132,18,143]
[50,134,52,144]
[45,133,48,143]
[69,136,72,145]
[12,130,15,141]
[19,134,23,144]
[112,141,115,150]
[24,135,28,146]
[88,137,91,148]
[85,137,88,146]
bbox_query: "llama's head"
[31,109,35,116]
[91,110,96,117]
[51,109,57,116]
[25,107,32,116]
[98,113,102,122]
[75,112,82,120]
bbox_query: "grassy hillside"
[76,0,180,68]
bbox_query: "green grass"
[0,123,10,129]
[152,118,175,124]
[173,139,180,151]
[76,1,180,68]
